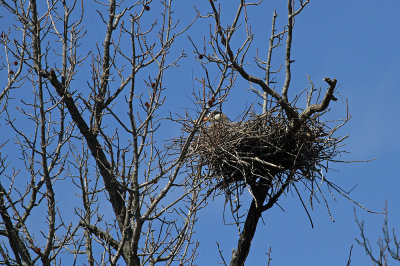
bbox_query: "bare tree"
[0,0,210,265]
[354,204,400,266]
[0,0,360,265]
[188,1,357,265]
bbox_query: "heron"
[203,111,230,124]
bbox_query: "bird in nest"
[203,111,230,124]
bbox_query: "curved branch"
[79,222,119,251]
[300,77,337,121]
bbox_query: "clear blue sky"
[1,1,400,265]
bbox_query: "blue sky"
[1,0,400,265]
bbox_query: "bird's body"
[203,111,230,124]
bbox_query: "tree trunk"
[230,187,268,266]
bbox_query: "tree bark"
[230,187,268,266]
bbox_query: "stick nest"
[190,111,341,192]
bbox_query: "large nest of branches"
[190,109,344,194]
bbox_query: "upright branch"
[282,0,293,102]
[282,0,309,102]
[263,9,278,114]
